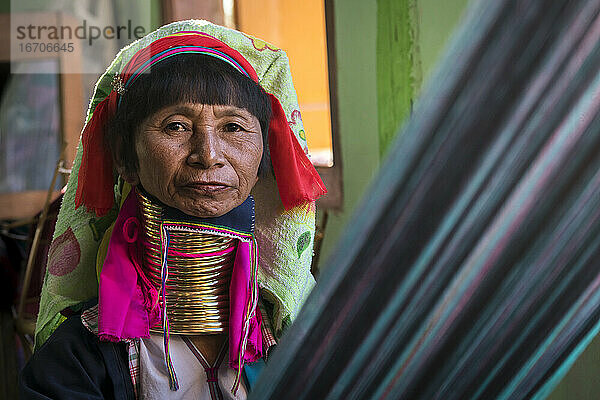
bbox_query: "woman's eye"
[165,122,189,133]
[224,123,244,133]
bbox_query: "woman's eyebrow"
[213,106,253,119]
[166,104,201,115]
[163,104,253,120]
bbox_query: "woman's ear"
[113,145,140,186]
[112,132,140,185]
[116,164,140,186]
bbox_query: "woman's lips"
[184,182,231,193]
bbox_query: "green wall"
[418,0,470,80]
[319,0,380,263]
[320,0,472,263]
[320,0,470,261]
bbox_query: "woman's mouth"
[184,181,231,193]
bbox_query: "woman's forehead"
[148,103,257,120]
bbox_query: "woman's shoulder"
[19,305,134,399]
[40,311,97,346]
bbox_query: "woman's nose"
[186,128,225,168]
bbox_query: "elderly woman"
[20,20,326,399]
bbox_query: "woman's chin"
[148,187,240,218]
[176,199,239,218]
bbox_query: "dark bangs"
[107,53,272,176]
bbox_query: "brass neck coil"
[138,190,235,335]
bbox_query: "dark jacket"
[20,314,135,400]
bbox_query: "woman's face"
[131,102,263,217]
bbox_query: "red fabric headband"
[75,32,326,216]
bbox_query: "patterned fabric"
[258,301,277,359]
[36,20,318,348]
[130,340,141,398]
